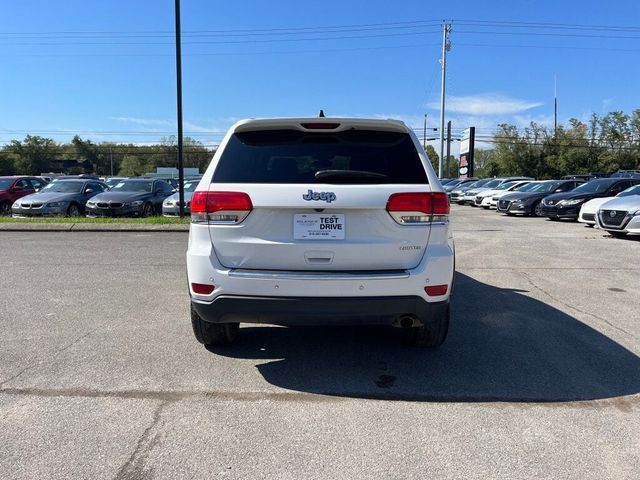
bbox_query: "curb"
[0,223,190,232]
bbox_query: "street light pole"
[423,113,427,150]
[438,22,451,179]
[446,120,451,177]
[174,0,185,218]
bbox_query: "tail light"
[191,191,253,224]
[425,285,448,296]
[300,122,341,130]
[386,192,449,225]
[191,283,215,295]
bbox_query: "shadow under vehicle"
[206,273,640,403]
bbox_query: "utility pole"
[438,22,452,178]
[445,120,451,177]
[423,114,427,150]
[109,147,113,177]
[174,0,185,217]
[469,126,475,177]
[554,75,558,136]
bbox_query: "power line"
[0,20,444,36]
[3,18,640,36]
[0,24,445,40]
[0,29,442,46]
[0,129,226,135]
[455,29,640,41]
[0,42,443,57]
[475,138,639,151]
[451,19,640,33]
[454,42,640,53]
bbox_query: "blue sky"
[1,0,639,152]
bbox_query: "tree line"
[2,109,639,179]
[0,135,214,176]
[472,109,640,178]
[425,109,640,179]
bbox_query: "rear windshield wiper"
[314,169,389,184]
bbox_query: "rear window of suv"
[212,129,428,184]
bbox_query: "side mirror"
[555,188,563,192]
[85,188,94,194]
[13,185,23,192]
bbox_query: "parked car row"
[1,175,201,218]
[444,174,640,238]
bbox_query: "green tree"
[71,135,111,174]
[424,145,439,173]
[154,136,213,173]
[8,135,59,175]
[118,155,144,176]
[444,155,459,178]
[472,149,496,177]
[0,151,15,175]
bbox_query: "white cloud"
[109,116,174,127]
[428,94,543,116]
[183,121,227,133]
[512,114,555,128]
[601,97,616,112]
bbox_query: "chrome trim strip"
[228,269,410,280]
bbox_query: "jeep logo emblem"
[303,189,336,203]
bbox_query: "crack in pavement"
[0,327,99,388]
[0,294,154,389]
[518,271,637,340]
[114,401,167,480]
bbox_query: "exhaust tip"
[396,315,422,328]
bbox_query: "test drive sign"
[459,127,475,178]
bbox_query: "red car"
[0,176,48,215]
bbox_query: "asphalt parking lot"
[1,205,639,479]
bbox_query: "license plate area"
[293,213,345,240]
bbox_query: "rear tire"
[190,304,239,346]
[402,305,450,348]
[0,201,11,216]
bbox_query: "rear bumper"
[191,295,449,326]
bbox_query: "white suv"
[186,118,455,347]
